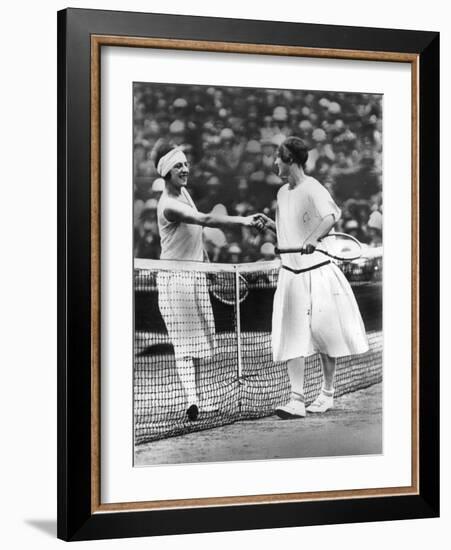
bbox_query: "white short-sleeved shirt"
[276,177,341,270]
[157,187,204,261]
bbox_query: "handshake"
[245,213,274,232]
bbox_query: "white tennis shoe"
[275,399,306,419]
[306,391,334,413]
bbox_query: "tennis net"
[134,254,382,444]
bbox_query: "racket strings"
[318,234,362,261]
[209,273,249,305]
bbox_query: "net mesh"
[134,255,382,444]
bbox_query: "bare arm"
[164,203,263,229]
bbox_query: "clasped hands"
[245,213,272,231]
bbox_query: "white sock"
[176,357,197,405]
[287,357,306,400]
[291,391,305,402]
[321,386,334,397]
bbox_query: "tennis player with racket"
[259,137,369,418]
[155,144,265,421]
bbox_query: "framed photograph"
[57,8,439,541]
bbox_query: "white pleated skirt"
[157,271,216,360]
[272,262,369,361]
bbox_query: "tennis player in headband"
[155,144,264,421]
[259,137,368,418]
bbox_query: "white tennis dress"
[272,177,369,361]
[157,188,215,360]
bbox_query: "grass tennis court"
[135,382,382,465]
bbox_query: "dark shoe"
[186,404,199,421]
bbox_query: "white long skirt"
[157,271,216,360]
[272,262,369,361]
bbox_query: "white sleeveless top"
[157,187,204,261]
[276,177,341,270]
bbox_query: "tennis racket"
[208,272,249,305]
[275,232,363,262]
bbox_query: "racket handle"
[275,246,305,254]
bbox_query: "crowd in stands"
[133,83,383,263]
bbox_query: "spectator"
[260,242,276,261]
[225,243,242,264]
[367,210,383,246]
[133,83,383,262]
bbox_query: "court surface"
[135,382,382,466]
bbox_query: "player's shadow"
[25,519,57,537]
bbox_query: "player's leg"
[176,356,199,420]
[320,352,336,391]
[193,359,218,413]
[275,356,306,419]
[306,353,336,413]
[287,356,306,400]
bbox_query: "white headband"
[157,148,187,177]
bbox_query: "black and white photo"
[133,82,383,465]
